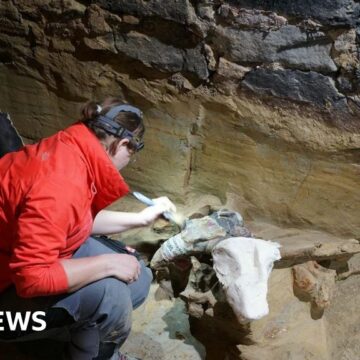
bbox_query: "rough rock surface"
[242,69,347,109]
[212,25,337,73]
[233,0,360,27]
[0,0,360,359]
[1,0,359,239]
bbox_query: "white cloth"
[212,237,281,321]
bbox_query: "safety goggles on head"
[94,104,144,152]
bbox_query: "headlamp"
[94,104,144,152]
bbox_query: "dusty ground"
[121,285,206,360]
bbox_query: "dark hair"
[81,97,145,156]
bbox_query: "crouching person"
[0,98,176,359]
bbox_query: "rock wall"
[0,0,359,238]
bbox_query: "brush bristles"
[170,212,186,228]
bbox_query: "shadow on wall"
[0,112,24,158]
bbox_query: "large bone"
[277,238,360,267]
[292,261,336,312]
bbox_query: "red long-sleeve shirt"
[0,122,129,297]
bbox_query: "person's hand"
[104,253,140,283]
[138,196,177,226]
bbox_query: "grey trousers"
[0,237,153,360]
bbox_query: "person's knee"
[73,278,131,323]
[103,278,132,316]
[60,278,132,346]
[145,264,154,283]
[142,264,153,296]
[131,262,153,309]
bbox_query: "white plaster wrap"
[212,237,281,321]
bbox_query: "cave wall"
[0,0,359,239]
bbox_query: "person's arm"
[92,196,177,235]
[12,195,142,296]
[60,253,140,292]
[91,210,147,234]
[11,177,157,297]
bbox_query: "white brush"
[132,191,185,228]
